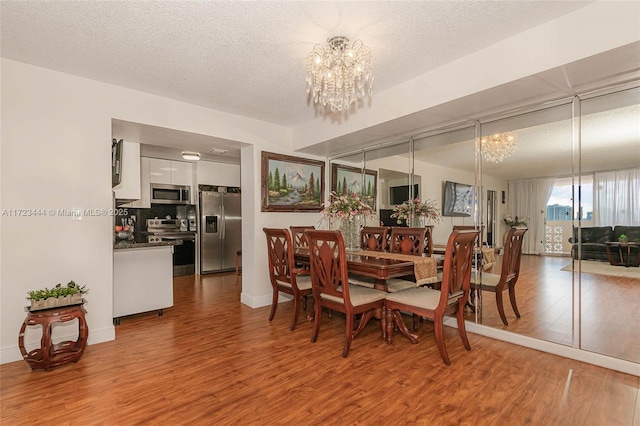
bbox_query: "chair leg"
[353,311,374,338]
[268,289,278,322]
[495,291,508,325]
[457,302,471,351]
[434,316,451,366]
[509,286,521,318]
[302,295,308,311]
[343,314,355,358]
[290,295,300,331]
[311,302,322,343]
[412,314,419,331]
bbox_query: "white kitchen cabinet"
[113,141,141,201]
[149,158,193,186]
[113,245,173,320]
[149,158,172,184]
[170,160,193,186]
[120,157,150,208]
[197,161,240,187]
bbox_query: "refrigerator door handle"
[221,205,226,240]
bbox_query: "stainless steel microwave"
[151,184,191,205]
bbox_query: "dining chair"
[306,230,387,358]
[389,227,427,255]
[423,225,434,256]
[384,229,479,365]
[360,226,389,251]
[263,228,313,331]
[470,226,528,326]
[290,226,316,248]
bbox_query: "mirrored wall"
[328,83,640,364]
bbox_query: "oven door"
[160,234,196,276]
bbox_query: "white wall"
[0,59,298,363]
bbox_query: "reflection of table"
[433,244,499,269]
[19,303,88,370]
[605,242,640,267]
[295,248,415,291]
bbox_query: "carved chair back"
[439,229,480,307]
[498,227,528,289]
[389,227,427,255]
[290,226,316,248]
[360,226,389,251]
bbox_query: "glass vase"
[340,217,361,252]
[410,215,426,228]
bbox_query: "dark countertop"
[113,240,183,250]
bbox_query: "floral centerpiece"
[391,198,442,226]
[503,215,528,227]
[321,191,375,250]
[321,191,375,222]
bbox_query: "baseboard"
[240,292,273,308]
[1,325,115,365]
[443,317,640,377]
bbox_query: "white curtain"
[508,177,556,255]
[594,168,640,226]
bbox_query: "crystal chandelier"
[305,36,373,112]
[480,132,518,163]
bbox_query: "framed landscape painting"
[331,163,377,208]
[261,151,325,212]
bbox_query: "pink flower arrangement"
[321,191,374,223]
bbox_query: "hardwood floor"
[472,255,640,363]
[1,271,639,425]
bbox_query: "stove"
[146,219,196,276]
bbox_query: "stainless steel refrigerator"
[199,188,241,273]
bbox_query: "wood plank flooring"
[1,270,639,425]
[473,255,640,363]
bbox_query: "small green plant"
[26,280,88,301]
[619,234,628,242]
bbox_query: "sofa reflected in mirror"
[569,226,640,262]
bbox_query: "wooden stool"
[18,303,88,371]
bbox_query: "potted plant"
[27,280,88,310]
[618,234,628,243]
[504,215,528,227]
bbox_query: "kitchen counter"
[113,240,182,250]
[113,243,174,321]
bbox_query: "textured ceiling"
[2,1,637,179]
[1,1,593,128]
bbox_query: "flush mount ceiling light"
[305,36,373,112]
[182,151,201,161]
[480,132,518,163]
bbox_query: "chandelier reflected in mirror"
[305,36,373,112]
[480,132,518,163]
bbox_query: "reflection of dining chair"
[453,225,487,268]
[263,228,313,331]
[384,229,479,365]
[389,227,427,255]
[290,226,316,248]
[424,225,434,256]
[306,230,387,358]
[470,227,527,326]
[360,226,389,251]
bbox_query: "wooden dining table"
[294,248,433,291]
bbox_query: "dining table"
[294,248,439,291]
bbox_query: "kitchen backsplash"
[115,204,196,242]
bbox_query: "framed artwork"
[261,151,325,212]
[331,163,377,208]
